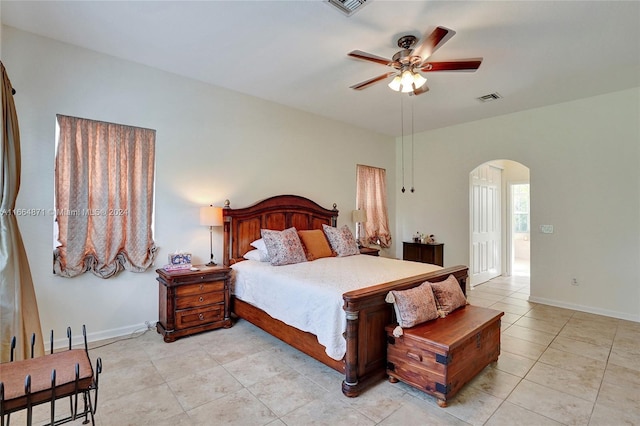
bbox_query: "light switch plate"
[540,225,554,234]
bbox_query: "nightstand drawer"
[175,281,224,297]
[176,291,224,310]
[176,305,223,329]
[171,273,223,285]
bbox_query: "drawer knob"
[199,296,204,302]
[198,313,205,321]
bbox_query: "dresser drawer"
[171,273,224,286]
[176,291,225,310]
[176,305,223,329]
[175,281,224,297]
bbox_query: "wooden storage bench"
[386,305,503,407]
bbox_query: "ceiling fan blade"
[420,58,483,72]
[410,84,430,96]
[348,50,394,67]
[413,26,455,61]
[350,72,396,90]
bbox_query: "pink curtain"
[53,115,157,278]
[356,164,392,248]
[0,61,44,362]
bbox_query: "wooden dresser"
[402,242,444,266]
[156,265,231,342]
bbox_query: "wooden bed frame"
[222,194,469,397]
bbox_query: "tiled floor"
[11,273,640,425]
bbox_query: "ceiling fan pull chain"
[401,94,405,193]
[411,96,415,193]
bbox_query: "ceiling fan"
[348,26,482,95]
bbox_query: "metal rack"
[0,325,102,425]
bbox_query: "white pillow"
[243,249,269,262]
[250,238,269,260]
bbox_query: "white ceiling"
[2,1,639,137]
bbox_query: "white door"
[470,164,502,286]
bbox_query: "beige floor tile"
[503,324,556,346]
[186,388,278,425]
[589,401,640,426]
[247,370,328,417]
[167,364,243,411]
[379,393,469,425]
[98,360,166,403]
[501,334,548,360]
[500,312,522,325]
[342,378,406,423]
[489,301,533,316]
[484,401,563,426]
[603,363,640,388]
[98,383,184,426]
[596,380,640,413]
[513,315,567,335]
[494,350,536,378]
[223,347,295,387]
[548,336,611,362]
[539,345,607,369]
[152,348,219,382]
[507,379,593,425]
[467,365,522,399]
[441,385,503,425]
[524,361,603,402]
[558,323,616,347]
[279,392,375,426]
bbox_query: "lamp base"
[206,260,217,266]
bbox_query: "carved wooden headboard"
[222,194,339,266]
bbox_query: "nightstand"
[156,265,232,342]
[359,246,380,256]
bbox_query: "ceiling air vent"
[327,0,369,16]
[477,92,503,103]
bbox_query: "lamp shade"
[200,205,223,227]
[352,209,367,223]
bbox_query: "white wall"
[396,88,640,322]
[2,26,395,345]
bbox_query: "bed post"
[342,309,359,397]
[222,199,231,267]
[331,203,338,227]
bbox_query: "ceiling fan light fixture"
[388,75,402,91]
[413,73,427,89]
[400,70,414,88]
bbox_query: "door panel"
[470,164,501,286]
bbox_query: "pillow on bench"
[429,274,468,316]
[386,282,440,328]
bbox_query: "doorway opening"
[469,160,530,288]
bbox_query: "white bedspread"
[230,255,442,360]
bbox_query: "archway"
[469,160,530,288]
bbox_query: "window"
[512,183,530,233]
[53,115,157,278]
[356,164,392,248]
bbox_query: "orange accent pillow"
[297,229,334,261]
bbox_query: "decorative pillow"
[322,224,359,257]
[429,274,467,316]
[261,228,307,266]
[297,229,334,261]
[243,249,269,262]
[385,282,439,328]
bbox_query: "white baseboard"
[50,322,155,351]
[528,296,640,323]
